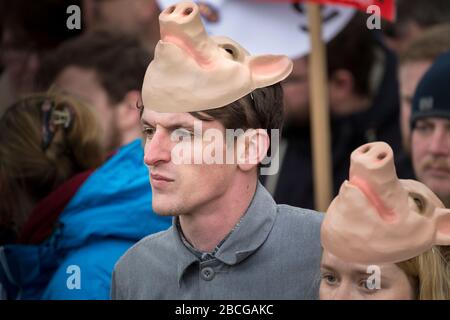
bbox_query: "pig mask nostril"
[377,152,387,161]
[167,6,176,14]
[362,146,371,154]
[183,7,193,15]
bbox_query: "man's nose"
[428,127,450,156]
[143,128,172,166]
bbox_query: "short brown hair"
[189,83,284,165]
[37,30,152,104]
[400,23,450,64]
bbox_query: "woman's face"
[319,250,415,300]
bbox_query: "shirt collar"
[172,181,278,285]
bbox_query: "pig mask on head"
[321,141,450,265]
[142,1,293,112]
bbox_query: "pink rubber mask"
[141,1,293,112]
[322,141,450,264]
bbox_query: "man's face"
[53,66,121,152]
[281,56,310,123]
[412,118,450,205]
[399,61,432,152]
[141,108,237,216]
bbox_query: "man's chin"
[152,206,178,216]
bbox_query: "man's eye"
[173,128,194,137]
[415,123,433,134]
[143,127,155,137]
[359,278,378,293]
[321,273,338,285]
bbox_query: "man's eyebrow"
[320,264,336,272]
[353,269,374,277]
[140,119,196,130]
[141,119,154,126]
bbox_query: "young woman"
[0,93,104,240]
[320,246,450,300]
[0,93,171,299]
[319,141,450,300]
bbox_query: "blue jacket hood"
[0,139,171,299]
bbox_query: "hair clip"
[41,99,73,150]
[51,109,72,129]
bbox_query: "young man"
[411,50,450,208]
[111,1,323,299]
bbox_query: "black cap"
[411,50,450,128]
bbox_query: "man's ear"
[435,208,450,245]
[236,129,270,172]
[329,69,361,114]
[116,90,142,131]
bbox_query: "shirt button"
[200,267,215,281]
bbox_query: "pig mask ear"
[435,208,450,245]
[249,55,293,89]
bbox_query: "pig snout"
[348,142,400,223]
[350,142,395,182]
[159,2,207,45]
[161,2,197,25]
[159,2,213,67]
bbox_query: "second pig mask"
[322,142,450,265]
[142,1,293,113]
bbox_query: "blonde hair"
[397,246,450,300]
[0,93,104,236]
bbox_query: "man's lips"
[150,173,175,182]
[425,166,450,177]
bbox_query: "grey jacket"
[111,183,323,299]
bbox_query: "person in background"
[382,0,450,55]
[0,91,171,299]
[0,0,83,115]
[410,50,450,209]
[37,30,150,153]
[264,12,414,210]
[82,0,161,52]
[398,24,450,153]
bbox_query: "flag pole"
[306,2,333,212]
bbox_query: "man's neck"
[179,178,257,252]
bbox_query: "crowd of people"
[0,0,449,300]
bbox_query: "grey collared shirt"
[111,182,323,300]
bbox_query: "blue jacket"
[0,140,172,299]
